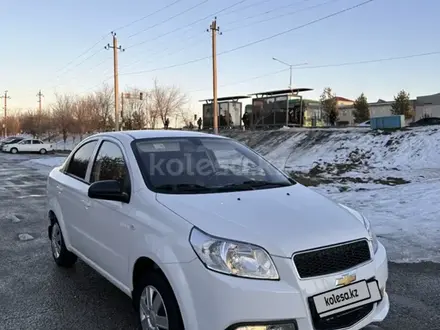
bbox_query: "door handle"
[81,199,91,209]
[56,185,63,193]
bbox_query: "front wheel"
[50,221,77,267]
[39,148,47,154]
[133,272,184,330]
[10,148,18,154]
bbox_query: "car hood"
[156,184,368,257]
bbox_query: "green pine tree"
[353,93,370,123]
[391,90,414,120]
[320,87,338,126]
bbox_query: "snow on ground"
[20,157,66,176]
[49,135,88,151]
[21,126,440,263]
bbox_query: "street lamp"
[272,57,308,127]
[272,57,307,90]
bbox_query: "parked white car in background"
[2,138,53,154]
[46,130,389,330]
[357,120,371,127]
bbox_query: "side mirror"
[88,180,130,203]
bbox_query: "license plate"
[312,280,381,316]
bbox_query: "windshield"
[132,137,294,194]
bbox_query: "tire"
[133,271,184,330]
[10,148,18,154]
[50,221,77,268]
[39,148,47,154]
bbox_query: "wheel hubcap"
[51,224,62,259]
[139,285,169,330]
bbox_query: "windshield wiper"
[217,180,292,191]
[242,180,292,187]
[155,183,212,193]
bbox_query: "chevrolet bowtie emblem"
[335,273,356,286]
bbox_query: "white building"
[414,93,440,120]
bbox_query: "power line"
[188,51,440,93]
[218,0,272,16]
[293,51,440,70]
[42,33,111,90]
[54,33,110,76]
[121,0,376,76]
[45,2,185,87]
[134,0,338,65]
[223,0,316,30]
[126,0,250,49]
[51,48,105,85]
[76,50,440,97]
[127,0,210,40]
[113,0,186,32]
[223,0,342,33]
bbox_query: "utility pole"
[208,18,221,134]
[105,31,124,131]
[37,90,44,115]
[0,90,11,137]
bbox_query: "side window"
[22,140,32,144]
[90,141,130,193]
[65,141,98,180]
[32,140,42,144]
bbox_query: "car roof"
[90,129,227,141]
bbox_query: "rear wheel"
[10,148,18,154]
[133,272,184,330]
[39,148,47,154]
[50,221,77,267]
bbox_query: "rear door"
[59,140,99,254]
[31,139,43,152]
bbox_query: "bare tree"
[122,88,149,130]
[4,114,21,135]
[52,93,74,144]
[94,83,114,131]
[73,95,95,139]
[179,108,194,128]
[19,110,38,136]
[150,79,187,128]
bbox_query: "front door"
[19,139,32,152]
[86,139,132,286]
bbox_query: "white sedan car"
[2,138,53,154]
[46,130,389,330]
[357,120,370,127]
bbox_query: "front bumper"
[165,241,389,330]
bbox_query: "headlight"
[339,203,379,254]
[361,215,379,254]
[189,228,279,280]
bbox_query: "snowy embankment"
[22,126,440,263]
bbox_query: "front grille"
[293,239,371,278]
[308,298,374,330]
